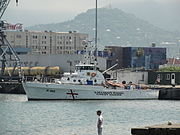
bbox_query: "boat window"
[76,66,95,70]
[73,79,76,82]
[67,78,70,81]
[94,79,97,82]
[89,66,95,70]
[82,66,94,70]
[75,66,80,70]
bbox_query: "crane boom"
[0,0,22,81]
[0,0,11,19]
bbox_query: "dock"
[0,82,25,94]
[131,123,180,135]
[158,88,180,100]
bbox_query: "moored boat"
[22,63,159,100]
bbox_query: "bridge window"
[76,66,95,70]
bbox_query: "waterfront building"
[4,30,88,55]
[160,41,180,58]
[18,54,107,72]
[105,46,166,70]
[108,69,148,84]
[160,58,180,68]
[108,70,180,85]
[3,30,166,72]
[2,30,108,73]
[104,46,123,69]
[148,72,180,85]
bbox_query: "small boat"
[22,63,159,100]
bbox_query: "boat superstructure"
[60,64,104,85]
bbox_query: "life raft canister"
[91,72,96,77]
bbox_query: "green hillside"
[26,8,179,49]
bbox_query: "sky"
[3,0,180,31]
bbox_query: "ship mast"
[94,0,98,64]
[83,0,98,66]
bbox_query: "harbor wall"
[159,88,180,100]
[0,82,25,94]
[131,123,180,135]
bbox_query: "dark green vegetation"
[27,8,179,49]
[159,67,180,72]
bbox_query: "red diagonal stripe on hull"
[66,89,78,99]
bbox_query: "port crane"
[0,0,22,81]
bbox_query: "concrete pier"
[0,82,25,94]
[159,88,180,100]
[131,123,180,135]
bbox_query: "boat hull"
[23,82,159,100]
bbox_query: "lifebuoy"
[91,72,96,77]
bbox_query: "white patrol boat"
[22,63,159,100]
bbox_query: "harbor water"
[0,94,180,135]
